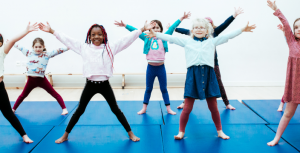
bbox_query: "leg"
[157,65,176,115]
[206,97,229,139]
[268,102,298,146]
[139,65,156,114]
[0,82,33,143]
[214,66,234,110]
[278,96,285,112]
[39,77,67,115]
[12,77,37,111]
[175,97,195,140]
[100,81,140,142]
[55,82,96,144]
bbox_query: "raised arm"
[214,7,244,36]
[38,22,84,55]
[47,48,69,58]
[14,44,30,56]
[175,28,191,35]
[146,29,188,47]
[268,0,295,43]
[165,12,191,35]
[116,21,147,41]
[213,22,256,46]
[112,21,156,55]
[4,22,38,54]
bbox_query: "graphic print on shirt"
[151,38,159,50]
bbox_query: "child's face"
[152,23,162,33]
[33,42,45,54]
[295,20,300,39]
[191,25,208,38]
[0,42,2,47]
[90,27,104,46]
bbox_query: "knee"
[284,111,294,119]
[160,87,168,93]
[111,107,123,115]
[145,87,153,93]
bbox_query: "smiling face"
[90,27,104,46]
[191,23,208,38]
[33,42,45,54]
[294,19,300,39]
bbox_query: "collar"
[193,37,207,42]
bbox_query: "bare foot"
[12,109,16,113]
[267,139,279,146]
[174,132,185,140]
[166,105,176,115]
[277,103,284,112]
[177,103,185,109]
[22,135,33,143]
[226,104,236,110]
[128,131,140,142]
[55,132,69,144]
[217,130,230,140]
[61,108,68,115]
[137,104,147,115]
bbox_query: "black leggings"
[66,80,131,133]
[0,81,26,136]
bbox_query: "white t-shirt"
[0,44,7,77]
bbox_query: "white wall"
[1,0,298,86]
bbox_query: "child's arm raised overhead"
[115,20,147,41]
[112,21,156,55]
[165,12,191,35]
[39,22,84,55]
[268,0,295,43]
[4,22,38,54]
[214,7,244,36]
[213,22,256,46]
[145,29,188,47]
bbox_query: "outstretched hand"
[242,22,256,32]
[38,22,53,34]
[26,22,39,33]
[145,29,156,38]
[233,7,244,18]
[267,0,278,11]
[180,12,191,21]
[144,21,156,31]
[114,20,126,27]
[277,24,284,32]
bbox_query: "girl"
[173,7,245,110]
[114,12,191,115]
[12,38,69,115]
[0,22,38,143]
[38,21,155,143]
[145,18,256,140]
[267,0,300,146]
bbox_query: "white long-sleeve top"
[156,29,242,68]
[54,29,142,81]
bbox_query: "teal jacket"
[125,19,181,54]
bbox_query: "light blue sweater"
[156,29,242,68]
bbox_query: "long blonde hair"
[190,18,214,39]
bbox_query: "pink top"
[146,38,165,62]
[274,9,300,103]
[54,30,142,81]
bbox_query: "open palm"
[243,22,256,32]
[267,0,278,11]
[233,7,244,18]
[27,22,39,33]
[180,12,191,21]
[145,29,156,38]
[38,22,52,33]
[144,21,156,30]
[114,20,126,27]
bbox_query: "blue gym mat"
[0,102,78,126]
[242,100,300,124]
[60,101,163,126]
[31,125,163,153]
[268,125,300,151]
[161,100,267,125]
[0,125,53,153]
[161,124,298,153]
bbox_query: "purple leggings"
[13,76,66,110]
